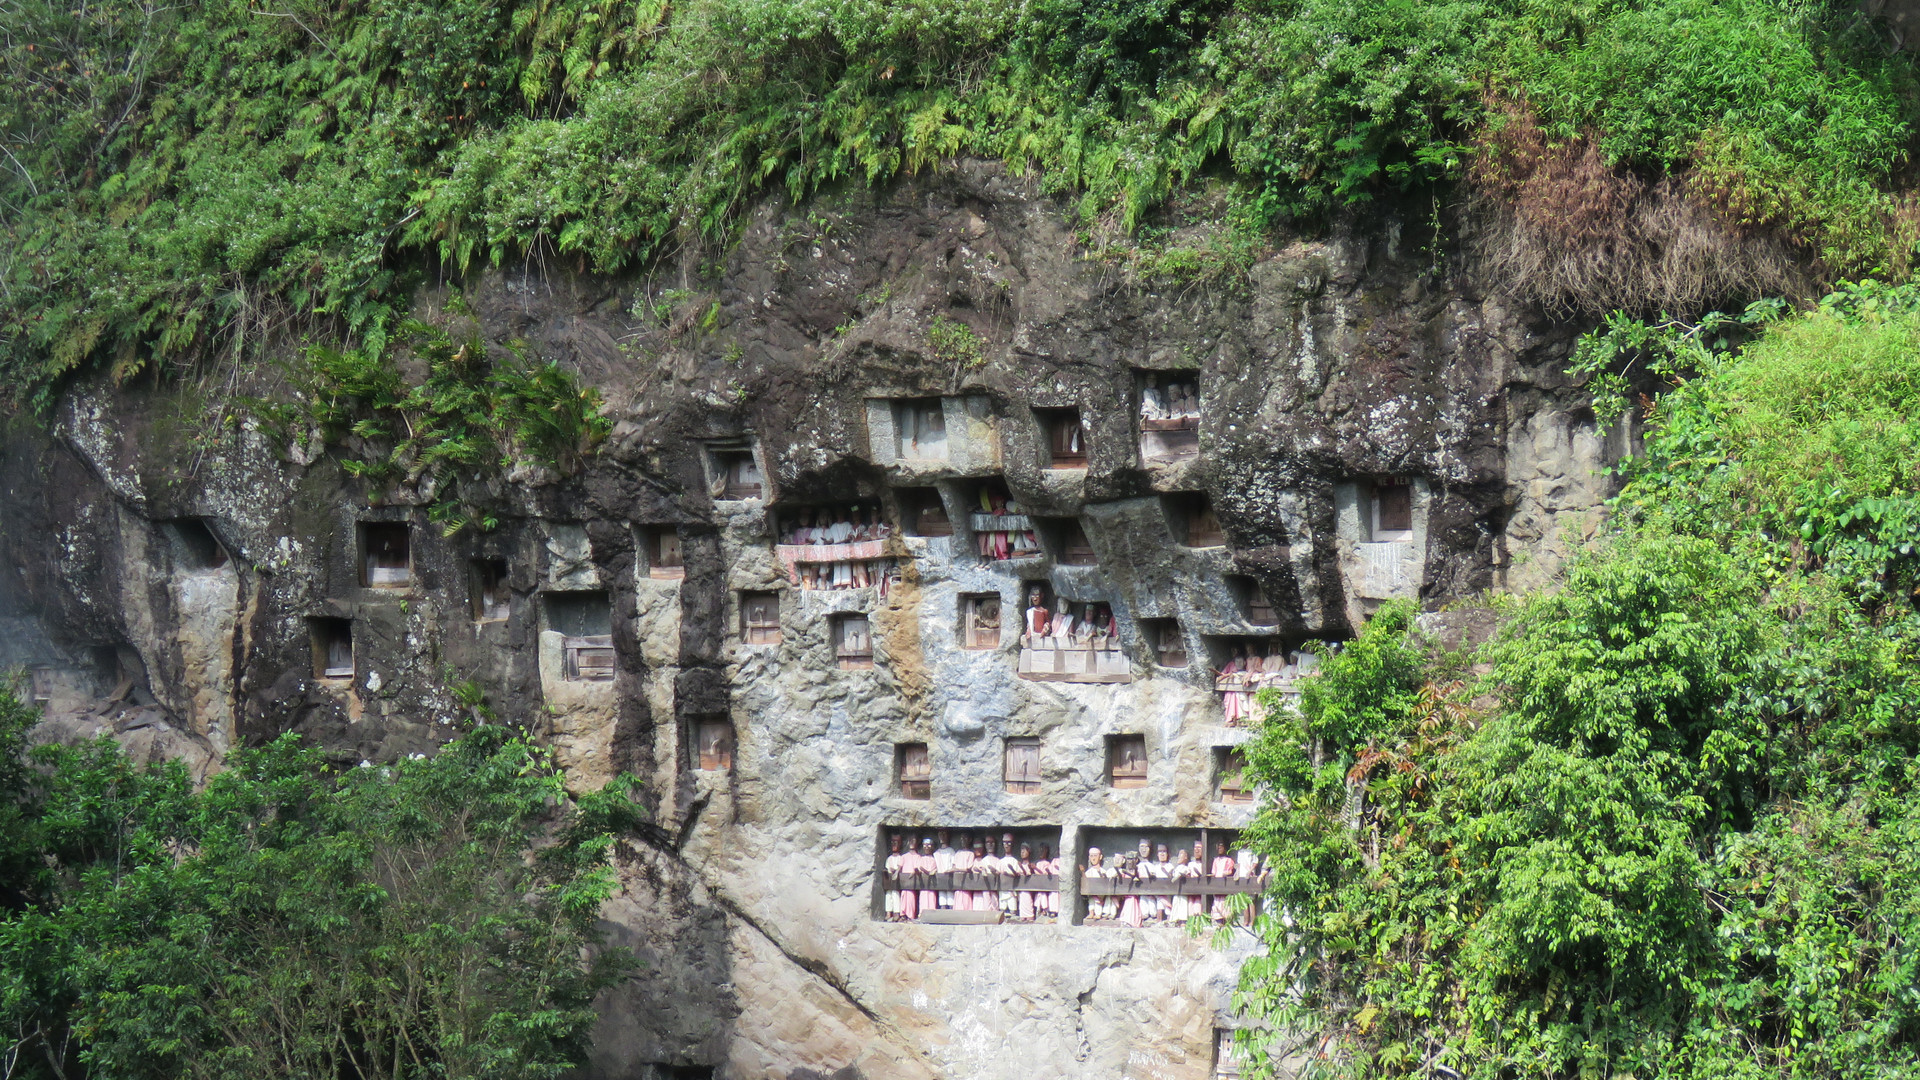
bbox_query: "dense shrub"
[1230,284,1920,1077]
[0,703,644,1080]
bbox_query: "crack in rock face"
[1,165,1615,1079]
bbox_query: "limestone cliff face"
[0,163,1617,1079]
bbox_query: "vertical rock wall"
[0,163,1618,1079]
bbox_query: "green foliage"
[0,712,645,1079]
[254,320,610,534]
[3,0,1916,407]
[926,314,984,368]
[1235,287,1920,1076]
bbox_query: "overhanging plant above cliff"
[253,320,610,533]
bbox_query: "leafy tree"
[0,700,643,1080]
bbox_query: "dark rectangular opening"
[29,666,52,703]
[1374,477,1413,535]
[1003,736,1041,795]
[309,617,353,680]
[896,742,930,799]
[1036,407,1087,468]
[1039,517,1097,565]
[643,527,684,579]
[1107,734,1148,788]
[1141,618,1187,668]
[1227,575,1278,627]
[359,521,411,587]
[708,442,762,499]
[470,558,510,622]
[833,613,874,669]
[544,591,612,637]
[740,592,781,644]
[1137,370,1201,459]
[163,518,227,570]
[1215,746,1253,803]
[1213,1029,1243,1079]
[1137,370,1201,427]
[694,718,734,771]
[898,487,952,537]
[961,593,1003,649]
[546,592,614,680]
[971,481,1039,560]
[893,398,948,460]
[1163,492,1224,548]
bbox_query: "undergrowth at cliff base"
[1230,281,1920,1078]
[5,0,1918,408]
[0,708,645,1080]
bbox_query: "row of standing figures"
[1023,592,1120,651]
[885,833,1062,922]
[1082,840,1268,928]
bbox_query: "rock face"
[0,163,1617,1079]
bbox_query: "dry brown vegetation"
[1466,100,1814,315]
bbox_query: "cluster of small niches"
[875,826,1265,928]
[893,737,1256,804]
[305,520,616,685]
[877,370,1203,471]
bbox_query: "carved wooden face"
[1087,847,1104,867]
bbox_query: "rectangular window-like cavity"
[1227,575,1279,627]
[1213,1029,1243,1079]
[1137,370,1201,459]
[832,614,874,669]
[694,717,734,771]
[29,665,53,703]
[360,521,411,587]
[740,592,781,644]
[1003,736,1042,794]
[1036,407,1087,468]
[706,440,762,500]
[642,527,684,580]
[1207,635,1300,726]
[162,518,227,570]
[546,592,614,680]
[893,398,949,460]
[1039,517,1097,565]
[1372,476,1414,538]
[470,558,510,622]
[970,481,1040,560]
[1215,747,1253,803]
[1016,584,1128,683]
[898,487,952,537]
[1163,492,1224,548]
[1076,826,1257,926]
[1142,618,1187,668]
[1107,734,1148,788]
[961,594,1003,650]
[879,825,1064,923]
[310,617,353,680]
[896,742,931,800]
